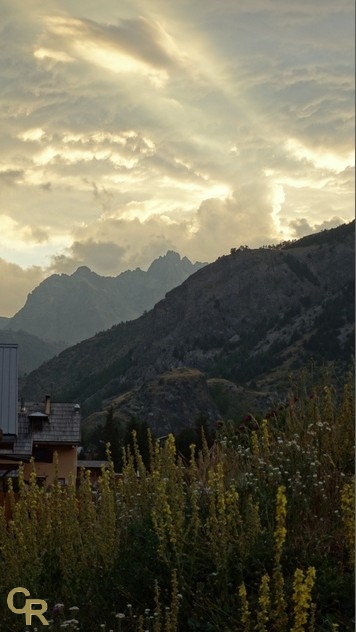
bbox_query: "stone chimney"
[44,395,51,415]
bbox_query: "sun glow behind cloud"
[0,214,72,268]
[73,40,169,86]
[0,0,354,315]
[19,128,48,142]
[28,128,157,170]
[34,47,74,63]
[41,14,181,86]
[286,138,354,173]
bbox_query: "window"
[32,446,53,463]
[28,413,48,432]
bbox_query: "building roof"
[20,402,81,445]
[77,460,110,470]
[0,400,81,460]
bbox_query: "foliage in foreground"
[0,370,354,631]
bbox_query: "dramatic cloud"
[0,259,45,317]
[50,239,128,275]
[0,0,354,314]
[289,215,347,239]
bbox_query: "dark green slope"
[20,222,355,414]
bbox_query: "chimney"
[44,395,51,415]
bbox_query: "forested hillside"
[20,222,354,433]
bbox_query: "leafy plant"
[0,368,354,631]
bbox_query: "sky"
[0,0,354,317]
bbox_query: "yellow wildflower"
[291,567,316,632]
[274,485,287,565]
[261,418,270,459]
[255,573,270,632]
[340,478,355,567]
[238,583,251,631]
[251,431,260,457]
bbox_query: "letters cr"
[7,587,49,625]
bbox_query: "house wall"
[0,492,20,522]
[23,446,77,486]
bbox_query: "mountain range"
[20,221,355,436]
[1,251,205,373]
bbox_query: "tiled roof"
[20,402,81,445]
[0,401,81,459]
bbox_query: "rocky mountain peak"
[20,221,355,433]
[72,265,94,278]
[147,250,181,272]
[5,251,207,348]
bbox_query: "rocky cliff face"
[82,369,277,441]
[20,222,355,430]
[105,367,221,436]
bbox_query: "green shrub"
[0,369,354,631]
